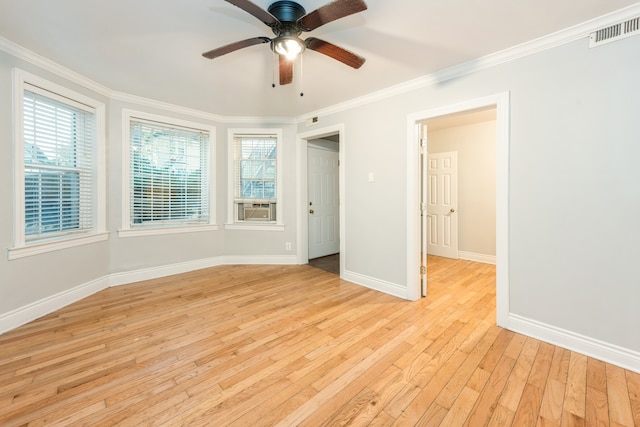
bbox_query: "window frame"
[9,68,107,260]
[119,109,217,237]
[226,128,284,230]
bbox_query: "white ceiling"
[0,0,637,117]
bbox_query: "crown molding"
[296,2,640,123]
[0,36,112,98]
[110,90,225,123]
[108,90,296,124]
[222,115,298,125]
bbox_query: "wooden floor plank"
[607,364,635,427]
[513,341,554,426]
[513,383,545,427]
[0,257,637,426]
[563,352,588,422]
[464,353,517,426]
[499,337,540,412]
[437,386,480,427]
[539,377,567,426]
[585,385,610,427]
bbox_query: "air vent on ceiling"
[589,16,640,48]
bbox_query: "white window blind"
[130,119,210,227]
[233,135,277,203]
[23,88,95,240]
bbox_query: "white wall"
[428,119,496,259]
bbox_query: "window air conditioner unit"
[243,206,271,221]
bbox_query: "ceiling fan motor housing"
[267,1,306,23]
[268,0,306,53]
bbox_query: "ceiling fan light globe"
[274,37,304,60]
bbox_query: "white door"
[427,151,458,259]
[308,146,339,259]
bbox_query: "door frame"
[406,92,510,328]
[296,124,345,276]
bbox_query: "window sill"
[224,223,285,232]
[8,232,110,260]
[118,224,219,238]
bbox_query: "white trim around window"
[119,109,217,238]
[226,128,284,231]
[9,68,107,260]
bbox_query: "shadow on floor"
[308,253,339,275]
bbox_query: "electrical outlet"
[285,242,292,251]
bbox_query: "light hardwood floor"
[1,256,639,426]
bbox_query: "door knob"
[450,208,455,213]
[309,209,315,214]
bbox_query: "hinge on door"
[420,138,427,148]
[420,265,426,275]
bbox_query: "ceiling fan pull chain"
[272,50,277,88]
[299,54,304,97]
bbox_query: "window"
[11,69,106,259]
[121,111,215,236]
[228,129,283,226]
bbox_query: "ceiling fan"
[203,0,367,86]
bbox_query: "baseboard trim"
[342,270,408,300]
[0,276,109,335]
[458,251,496,265]
[222,255,299,265]
[109,257,226,287]
[506,313,640,374]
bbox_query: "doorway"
[407,92,510,327]
[307,137,340,260]
[296,124,346,277]
[307,135,340,274]
[423,108,498,264]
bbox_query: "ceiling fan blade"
[298,0,367,31]
[279,55,294,85]
[202,37,271,59]
[224,0,280,26]
[305,37,365,69]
